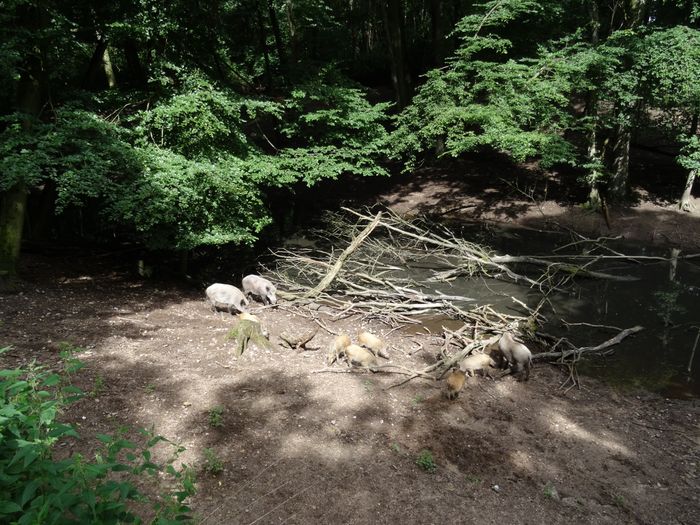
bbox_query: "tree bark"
[266,0,289,84]
[609,122,631,202]
[0,185,28,279]
[378,0,412,108]
[0,8,46,280]
[102,46,117,88]
[607,0,647,202]
[256,5,273,90]
[678,112,698,211]
[585,0,604,209]
[83,37,108,89]
[429,0,445,66]
[123,38,147,88]
[679,169,697,211]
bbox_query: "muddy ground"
[1,253,698,525]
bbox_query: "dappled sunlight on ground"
[1,254,698,524]
[543,410,632,457]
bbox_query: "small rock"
[492,484,501,493]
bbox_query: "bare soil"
[1,254,698,524]
[303,152,700,249]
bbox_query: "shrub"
[415,449,437,473]
[0,347,195,524]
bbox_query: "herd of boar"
[205,276,533,396]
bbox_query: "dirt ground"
[1,254,698,525]
[301,152,700,250]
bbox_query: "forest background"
[1,0,699,276]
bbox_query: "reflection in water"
[284,224,700,397]
[392,226,699,398]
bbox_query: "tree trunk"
[585,0,604,209]
[102,46,117,88]
[285,1,298,63]
[429,0,445,66]
[256,5,273,90]
[0,185,28,279]
[379,0,411,108]
[609,124,631,201]
[123,39,147,88]
[678,112,698,211]
[266,0,289,83]
[679,170,697,212]
[0,10,46,281]
[84,37,108,89]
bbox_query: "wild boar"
[445,369,467,400]
[459,353,497,379]
[498,332,533,381]
[205,283,249,314]
[358,331,389,359]
[328,334,351,365]
[242,275,277,305]
[344,344,379,370]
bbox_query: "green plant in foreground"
[544,482,558,499]
[203,448,224,475]
[416,449,437,473]
[92,375,105,397]
[613,494,625,507]
[412,394,424,406]
[208,405,224,427]
[0,346,196,524]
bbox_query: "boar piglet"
[445,369,466,400]
[344,344,379,370]
[459,353,497,379]
[498,332,533,381]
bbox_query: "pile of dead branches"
[268,208,639,320]
[265,208,649,386]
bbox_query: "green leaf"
[0,501,22,514]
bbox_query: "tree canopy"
[1,0,699,276]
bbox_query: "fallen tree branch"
[532,325,644,361]
[302,211,382,298]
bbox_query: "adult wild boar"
[242,275,277,305]
[205,283,249,314]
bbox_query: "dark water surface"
[283,220,699,397]
[416,224,700,398]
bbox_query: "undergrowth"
[0,346,196,524]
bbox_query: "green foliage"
[415,449,437,473]
[465,474,482,484]
[134,72,282,159]
[208,405,224,428]
[543,482,558,499]
[91,375,105,397]
[678,135,700,172]
[0,348,195,524]
[636,26,700,112]
[202,448,224,475]
[0,108,137,210]
[391,3,582,170]
[111,147,271,250]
